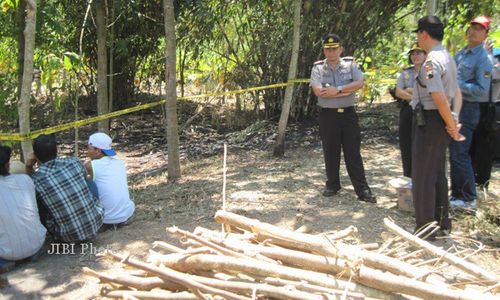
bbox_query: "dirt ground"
[1,102,499,299]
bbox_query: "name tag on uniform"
[338,108,344,113]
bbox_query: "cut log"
[214,210,445,285]
[196,231,494,300]
[149,252,404,299]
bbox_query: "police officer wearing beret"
[310,33,375,203]
[412,16,464,237]
[395,44,426,178]
[449,16,493,209]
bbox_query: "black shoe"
[357,188,376,203]
[322,188,339,197]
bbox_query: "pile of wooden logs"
[85,210,500,299]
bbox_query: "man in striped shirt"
[26,135,104,242]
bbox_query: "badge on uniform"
[484,71,491,78]
[424,61,434,79]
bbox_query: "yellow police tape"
[0,77,395,142]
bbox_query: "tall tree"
[273,0,302,157]
[163,0,181,181]
[18,0,37,159]
[427,0,437,15]
[95,0,109,133]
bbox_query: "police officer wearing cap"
[395,44,426,178]
[310,33,375,203]
[449,16,493,208]
[412,16,464,237]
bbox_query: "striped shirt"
[33,156,104,242]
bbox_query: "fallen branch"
[384,218,500,283]
[106,251,252,300]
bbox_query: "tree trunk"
[163,0,181,181]
[273,0,301,157]
[426,0,437,15]
[96,0,109,133]
[18,0,36,160]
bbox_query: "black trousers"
[399,104,413,177]
[470,103,496,187]
[318,107,369,196]
[411,110,451,231]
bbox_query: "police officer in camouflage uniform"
[310,33,375,203]
[395,44,426,178]
[411,16,464,238]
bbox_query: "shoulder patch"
[403,66,413,71]
[424,60,434,79]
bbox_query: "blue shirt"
[455,43,493,103]
[33,156,104,242]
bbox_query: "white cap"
[88,132,116,156]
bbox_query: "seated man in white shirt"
[0,146,46,273]
[85,132,135,231]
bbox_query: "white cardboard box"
[389,178,413,212]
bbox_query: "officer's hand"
[446,124,465,142]
[319,87,340,98]
[405,88,414,95]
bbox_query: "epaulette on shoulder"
[342,56,354,61]
[403,66,414,71]
[314,60,325,65]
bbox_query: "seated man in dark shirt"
[26,135,104,242]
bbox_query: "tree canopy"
[0,0,498,131]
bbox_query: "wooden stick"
[167,226,249,259]
[83,267,183,291]
[357,243,379,251]
[321,225,358,240]
[101,288,199,300]
[152,241,184,253]
[98,255,329,299]
[106,251,252,300]
[222,143,227,233]
[384,218,500,283]
[264,277,367,300]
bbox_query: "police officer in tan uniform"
[310,33,375,203]
[396,44,426,178]
[412,16,464,238]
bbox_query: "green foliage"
[0,36,18,123]
[1,0,499,127]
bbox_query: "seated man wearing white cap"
[85,132,135,230]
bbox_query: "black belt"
[320,106,355,113]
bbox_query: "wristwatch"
[338,85,343,93]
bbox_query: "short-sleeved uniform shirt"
[455,43,492,103]
[33,156,104,242]
[396,67,417,90]
[411,44,458,110]
[310,58,363,108]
